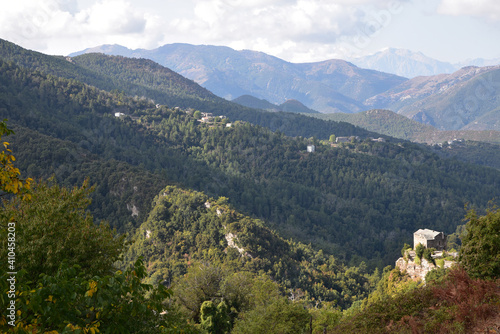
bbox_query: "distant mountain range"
[70,44,406,113]
[232,95,319,114]
[350,48,456,78]
[71,44,500,133]
[350,48,500,78]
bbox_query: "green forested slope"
[0,38,380,141]
[312,109,436,141]
[138,107,500,265]
[2,57,499,268]
[311,108,500,145]
[433,140,500,170]
[70,52,381,140]
[72,53,217,102]
[311,109,500,169]
[8,124,167,230]
[126,185,377,309]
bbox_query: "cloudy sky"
[1,0,499,63]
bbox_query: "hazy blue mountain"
[233,95,319,113]
[71,44,136,57]
[365,65,500,131]
[279,99,320,114]
[232,95,280,112]
[71,43,406,113]
[350,48,500,79]
[70,43,500,133]
[455,57,500,68]
[350,48,457,78]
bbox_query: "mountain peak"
[69,44,135,57]
[351,48,456,78]
[382,48,425,57]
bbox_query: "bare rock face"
[395,250,456,281]
[396,257,435,281]
[224,232,252,258]
[127,203,139,217]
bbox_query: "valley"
[0,38,499,333]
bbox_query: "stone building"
[414,229,447,251]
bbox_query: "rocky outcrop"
[127,203,139,217]
[225,232,252,258]
[396,250,456,281]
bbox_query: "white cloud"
[0,0,408,60]
[161,0,408,62]
[438,0,500,20]
[0,0,161,55]
[75,0,146,34]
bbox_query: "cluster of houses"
[199,112,214,123]
[335,136,386,143]
[116,106,234,128]
[305,135,387,153]
[436,138,465,148]
[198,112,232,127]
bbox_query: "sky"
[0,0,499,64]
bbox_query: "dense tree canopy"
[1,54,499,267]
[459,205,500,279]
[126,185,378,310]
[0,259,178,333]
[0,120,31,199]
[1,179,125,282]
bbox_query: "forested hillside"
[0,38,380,141]
[70,51,380,140]
[71,43,407,112]
[125,185,377,309]
[139,106,500,266]
[1,38,499,333]
[1,54,500,267]
[8,125,167,230]
[311,109,500,169]
[312,108,500,144]
[312,109,438,142]
[433,140,500,170]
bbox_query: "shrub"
[459,205,500,279]
[415,243,425,260]
[423,248,436,266]
[401,243,412,257]
[329,267,500,334]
